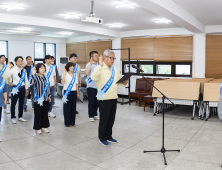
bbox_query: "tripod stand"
[142,75,180,165]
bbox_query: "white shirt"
[63,73,78,91]
[5,66,28,90]
[45,64,56,86]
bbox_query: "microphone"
[132,65,144,72]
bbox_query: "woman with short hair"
[61,62,79,127]
[30,63,51,135]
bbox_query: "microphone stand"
[136,69,180,165]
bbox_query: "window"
[175,64,191,75]
[122,61,192,77]
[35,43,44,59]
[156,64,171,75]
[124,63,137,74]
[140,64,153,74]
[0,41,8,58]
[46,43,55,56]
[34,43,56,64]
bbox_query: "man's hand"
[90,58,94,65]
[54,84,57,90]
[25,90,29,96]
[48,97,51,103]
[122,80,129,85]
[32,67,36,75]
[77,93,79,99]
[22,61,26,68]
[99,55,104,67]
[7,62,13,69]
[7,84,11,87]
[79,84,81,87]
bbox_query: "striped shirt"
[30,74,51,102]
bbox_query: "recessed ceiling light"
[17,27,32,31]
[62,13,81,19]
[108,23,124,28]
[0,2,25,11]
[0,29,40,35]
[59,32,73,35]
[154,18,172,24]
[115,0,138,9]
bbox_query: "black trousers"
[0,107,2,122]
[87,88,98,118]
[11,87,25,119]
[63,91,77,126]
[99,99,117,141]
[33,101,50,130]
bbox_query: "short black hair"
[51,56,54,59]
[69,53,77,60]
[0,55,6,59]
[45,55,51,60]
[65,62,75,72]
[15,56,23,62]
[26,56,32,60]
[89,51,98,59]
[35,63,46,73]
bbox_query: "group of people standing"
[0,49,128,147]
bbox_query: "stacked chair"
[129,78,166,111]
[128,78,154,107]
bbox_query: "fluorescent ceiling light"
[0,2,25,11]
[0,29,40,35]
[17,27,32,31]
[115,0,138,9]
[62,13,81,19]
[108,23,124,28]
[59,32,73,35]
[155,18,172,24]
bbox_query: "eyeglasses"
[106,56,116,61]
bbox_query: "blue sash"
[0,78,6,94]
[97,66,115,100]
[46,65,53,79]
[62,73,77,103]
[73,64,78,74]
[0,64,6,76]
[11,69,26,96]
[28,65,33,87]
[88,77,92,84]
[34,75,50,106]
[62,65,78,103]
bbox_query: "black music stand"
[141,74,180,165]
[110,48,132,105]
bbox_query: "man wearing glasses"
[91,49,128,147]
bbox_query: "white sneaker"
[12,118,17,124]
[94,116,100,120]
[41,128,49,133]
[53,104,59,108]
[36,130,42,135]
[89,118,94,122]
[18,117,27,122]
[48,112,56,118]
[4,109,10,114]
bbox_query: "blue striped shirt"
[30,74,51,102]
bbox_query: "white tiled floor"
[0,97,222,170]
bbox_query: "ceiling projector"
[81,15,103,24]
[81,0,103,24]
